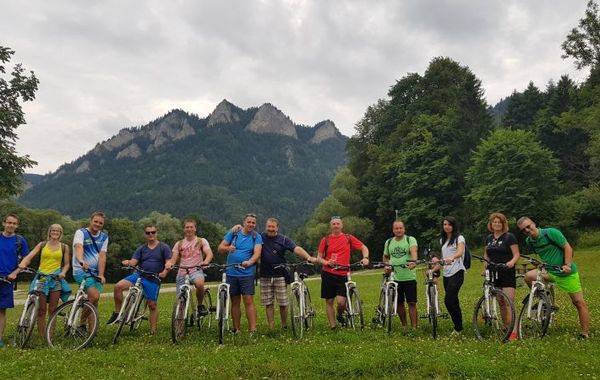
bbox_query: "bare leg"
[336,295,346,319]
[0,308,6,340]
[500,287,516,333]
[148,301,158,334]
[243,295,257,332]
[194,277,205,305]
[325,298,336,327]
[265,304,275,329]
[570,292,590,336]
[82,288,100,328]
[397,303,407,326]
[113,280,133,312]
[231,295,241,330]
[37,294,48,337]
[279,305,288,328]
[408,302,418,329]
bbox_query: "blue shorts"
[124,273,161,302]
[73,272,103,293]
[0,281,14,309]
[227,276,255,296]
[176,270,205,296]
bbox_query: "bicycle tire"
[348,287,364,330]
[130,298,148,333]
[46,300,99,350]
[428,285,438,339]
[112,295,132,344]
[373,288,386,328]
[386,286,395,335]
[304,288,315,330]
[290,287,302,338]
[171,294,188,343]
[15,295,38,348]
[473,289,514,342]
[198,288,213,332]
[518,290,552,339]
[218,289,227,345]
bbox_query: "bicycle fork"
[384,282,398,317]
[215,272,230,323]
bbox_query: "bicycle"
[13,267,60,348]
[46,271,101,350]
[112,266,160,344]
[332,262,365,330]
[204,262,243,344]
[372,262,417,335]
[471,255,515,342]
[411,258,448,339]
[273,262,315,338]
[517,254,561,339]
[171,265,213,343]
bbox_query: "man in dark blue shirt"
[108,224,171,334]
[232,217,315,330]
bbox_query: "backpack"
[323,234,352,259]
[177,237,204,258]
[40,240,67,257]
[527,228,569,265]
[15,234,25,260]
[463,242,472,269]
[384,235,414,256]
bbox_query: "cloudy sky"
[1,0,590,174]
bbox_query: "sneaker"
[249,330,257,338]
[229,328,240,335]
[0,339,5,348]
[336,314,347,327]
[577,333,589,340]
[106,312,119,325]
[508,331,519,342]
[197,304,209,317]
[450,329,462,336]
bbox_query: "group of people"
[0,209,591,348]
[381,213,589,340]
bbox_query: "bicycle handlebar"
[121,266,161,281]
[0,276,10,284]
[520,255,562,272]
[409,259,449,266]
[203,263,245,271]
[331,261,366,270]
[172,265,205,272]
[370,262,411,269]
[471,255,508,269]
[273,262,314,270]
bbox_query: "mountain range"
[19,100,347,229]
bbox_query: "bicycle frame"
[214,269,231,324]
[66,274,93,329]
[525,267,555,322]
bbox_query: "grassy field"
[1,248,599,379]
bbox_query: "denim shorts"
[227,276,255,296]
[176,270,205,296]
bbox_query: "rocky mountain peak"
[246,103,298,139]
[207,99,242,127]
[309,120,340,144]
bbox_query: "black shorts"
[395,280,417,304]
[492,267,516,288]
[321,271,347,299]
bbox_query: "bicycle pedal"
[209,306,217,312]
[419,314,429,319]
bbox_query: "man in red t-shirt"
[316,216,369,329]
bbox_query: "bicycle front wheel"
[518,290,552,339]
[46,300,98,350]
[113,295,132,344]
[290,287,303,338]
[218,289,227,345]
[386,286,395,335]
[15,296,38,348]
[373,288,386,328]
[347,287,364,330]
[473,289,515,342]
[428,285,438,339]
[171,294,188,343]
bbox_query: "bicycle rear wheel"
[290,287,303,338]
[198,289,213,332]
[386,286,395,335]
[130,298,147,333]
[373,288,386,328]
[46,300,98,350]
[347,287,364,330]
[171,294,188,343]
[304,288,315,330]
[518,290,552,339]
[473,290,514,341]
[218,289,227,345]
[428,285,438,339]
[15,296,38,348]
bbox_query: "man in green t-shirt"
[383,220,418,329]
[517,217,589,339]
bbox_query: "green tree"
[0,46,39,198]
[502,82,545,130]
[561,0,600,70]
[464,129,560,233]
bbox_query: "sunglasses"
[145,230,157,235]
[245,213,257,218]
[330,215,341,220]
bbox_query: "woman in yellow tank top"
[18,224,70,337]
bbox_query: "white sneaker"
[450,329,462,336]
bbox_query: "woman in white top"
[438,216,465,334]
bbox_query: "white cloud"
[0,0,590,173]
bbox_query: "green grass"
[2,248,600,379]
